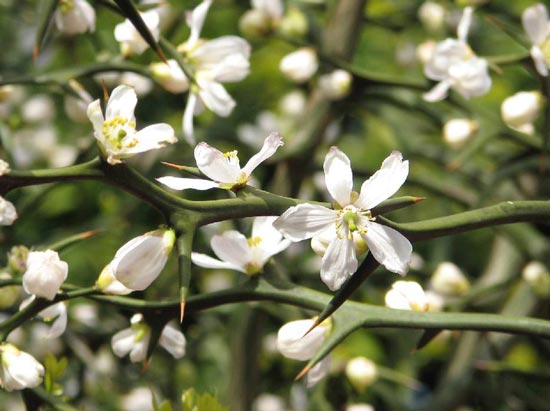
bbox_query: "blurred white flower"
[252,393,286,411]
[416,40,437,65]
[318,69,352,100]
[87,85,176,165]
[0,159,10,175]
[150,59,190,93]
[237,111,280,150]
[423,7,491,102]
[500,91,543,135]
[20,297,68,339]
[346,404,375,411]
[109,228,176,291]
[119,72,154,97]
[22,250,68,301]
[0,343,44,392]
[239,0,284,37]
[0,196,17,226]
[522,3,550,76]
[158,132,283,191]
[111,314,186,363]
[279,7,308,38]
[443,118,479,148]
[274,148,412,291]
[418,1,446,32]
[192,216,291,276]
[64,80,93,123]
[385,280,429,311]
[279,89,307,117]
[114,10,160,56]
[276,318,331,387]
[177,0,251,144]
[121,387,155,411]
[522,261,550,298]
[21,94,55,124]
[431,262,470,297]
[345,357,378,392]
[54,0,95,35]
[280,48,318,83]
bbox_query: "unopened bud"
[280,48,318,83]
[443,118,479,149]
[501,91,543,135]
[385,281,429,311]
[318,70,352,100]
[522,261,550,298]
[8,246,29,274]
[239,9,272,37]
[279,7,308,38]
[418,1,446,32]
[345,357,378,392]
[431,262,470,297]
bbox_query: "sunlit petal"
[242,132,283,176]
[194,142,242,183]
[323,146,353,206]
[320,236,357,291]
[211,231,252,268]
[157,176,219,190]
[363,222,411,276]
[274,204,336,241]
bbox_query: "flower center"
[336,205,374,240]
[102,115,137,151]
[247,236,262,247]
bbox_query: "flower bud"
[7,245,29,273]
[279,7,308,38]
[345,357,378,392]
[0,196,17,226]
[522,261,550,298]
[385,281,429,311]
[443,118,479,149]
[279,48,318,83]
[279,90,307,117]
[276,318,330,361]
[431,262,470,297]
[22,250,68,301]
[418,1,446,32]
[96,264,133,295]
[0,159,10,175]
[0,273,19,309]
[150,60,190,93]
[239,9,272,37]
[0,343,45,391]
[318,70,352,100]
[416,40,436,65]
[501,91,543,135]
[111,228,176,291]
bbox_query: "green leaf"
[181,388,228,411]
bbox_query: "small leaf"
[182,388,228,411]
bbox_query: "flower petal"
[306,355,331,387]
[183,92,197,145]
[186,0,212,46]
[320,236,357,291]
[197,80,235,117]
[363,222,412,276]
[105,85,137,121]
[86,99,105,139]
[273,204,336,241]
[522,3,549,46]
[125,123,176,154]
[457,6,473,43]
[356,151,409,210]
[191,36,251,65]
[157,176,220,190]
[159,321,186,359]
[211,231,252,269]
[195,141,242,183]
[191,252,245,272]
[531,46,549,77]
[423,80,451,102]
[276,319,327,361]
[241,132,284,176]
[323,146,353,206]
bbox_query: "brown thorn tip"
[80,230,97,239]
[180,299,186,323]
[142,359,149,372]
[32,46,39,63]
[413,196,426,203]
[302,319,320,338]
[102,81,109,102]
[294,363,311,381]
[447,160,461,171]
[161,161,186,170]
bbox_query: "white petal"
[356,151,409,210]
[273,204,336,241]
[252,216,287,250]
[323,146,353,206]
[522,4,549,46]
[159,322,186,359]
[531,46,549,77]
[363,222,412,276]
[191,252,245,272]
[86,99,105,139]
[183,92,198,145]
[385,281,428,311]
[306,355,331,387]
[125,123,176,154]
[186,0,212,46]
[209,54,251,83]
[195,141,242,183]
[241,132,283,176]
[276,319,327,361]
[423,80,451,102]
[320,236,357,291]
[157,176,220,190]
[111,328,137,358]
[252,0,284,20]
[191,36,251,64]
[129,336,150,363]
[40,302,67,339]
[211,231,252,269]
[1,347,44,391]
[106,85,137,121]
[457,6,473,43]
[197,80,235,117]
[22,250,68,301]
[0,196,17,225]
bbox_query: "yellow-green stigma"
[102,115,136,149]
[247,236,262,247]
[60,0,74,13]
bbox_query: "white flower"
[345,357,378,392]
[345,404,375,411]
[177,0,251,144]
[431,262,470,297]
[385,280,429,311]
[54,0,95,35]
[191,216,291,275]
[22,250,68,301]
[64,80,93,123]
[443,118,479,148]
[20,297,68,339]
[114,10,160,56]
[274,148,412,291]
[522,261,550,298]
[0,159,10,175]
[110,228,176,291]
[252,393,286,411]
[111,314,186,363]
[501,91,543,135]
[418,1,446,32]
[96,264,133,295]
[423,7,491,102]
[276,318,331,387]
[318,69,353,100]
[0,343,44,391]
[150,59,190,93]
[279,48,318,83]
[0,196,17,226]
[21,94,55,124]
[239,0,284,37]
[87,85,176,165]
[522,3,550,77]
[158,132,283,191]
